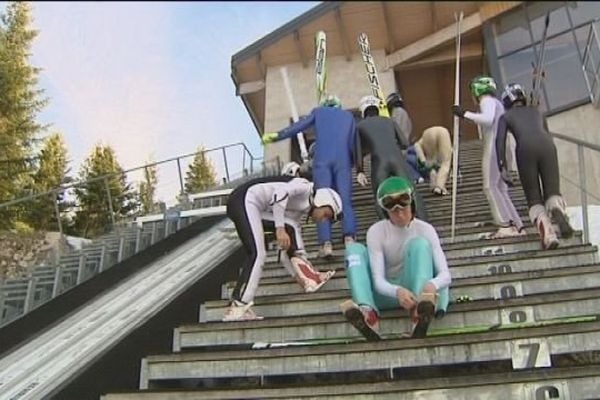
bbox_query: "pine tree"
[25,132,72,231]
[138,161,158,215]
[184,145,217,194]
[73,144,138,238]
[0,2,48,203]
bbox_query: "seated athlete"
[341,176,451,339]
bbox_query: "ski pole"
[531,12,550,107]
[451,11,463,242]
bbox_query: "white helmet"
[311,188,343,221]
[281,161,301,177]
[359,95,380,117]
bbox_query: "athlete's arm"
[366,225,401,298]
[277,110,316,140]
[464,96,496,128]
[270,178,311,228]
[495,115,509,170]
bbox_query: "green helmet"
[469,76,497,98]
[376,176,417,216]
[320,94,342,108]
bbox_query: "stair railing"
[550,131,600,244]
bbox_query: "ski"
[357,32,390,117]
[530,12,551,107]
[280,67,309,162]
[451,11,463,242]
[315,30,327,104]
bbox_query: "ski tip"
[545,12,550,26]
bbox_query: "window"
[488,1,600,114]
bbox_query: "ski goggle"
[378,192,412,211]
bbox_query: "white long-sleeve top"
[464,95,505,150]
[366,218,451,298]
[246,177,312,228]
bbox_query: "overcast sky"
[23,1,318,203]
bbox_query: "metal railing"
[581,19,600,106]
[0,147,283,327]
[551,131,600,244]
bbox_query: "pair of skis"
[316,30,390,117]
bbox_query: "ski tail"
[530,12,551,107]
[357,32,390,117]
[315,30,327,104]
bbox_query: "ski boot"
[546,196,574,238]
[411,293,436,338]
[535,212,559,250]
[318,241,334,259]
[291,256,335,293]
[222,300,264,322]
[340,300,381,341]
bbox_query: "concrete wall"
[548,103,600,206]
[263,49,395,166]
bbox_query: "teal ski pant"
[344,238,449,314]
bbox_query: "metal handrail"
[0,142,258,210]
[550,131,600,244]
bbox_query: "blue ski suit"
[276,106,357,243]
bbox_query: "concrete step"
[100,366,600,399]
[222,260,599,301]
[139,319,600,389]
[259,244,598,280]
[191,284,600,348]
[264,232,581,265]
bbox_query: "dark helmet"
[501,83,527,109]
[386,92,404,109]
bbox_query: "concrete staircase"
[102,140,600,399]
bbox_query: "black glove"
[451,105,465,118]
[500,166,514,187]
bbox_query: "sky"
[21,1,319,204]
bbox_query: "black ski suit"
[495,105,561,208]
[356,116,428,220]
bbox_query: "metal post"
[577,145,590,243]
[242,148,246,174]
[53,191,63,236]
[222,147,230,182]
[103,178,116,229]
[250,155,254,174]
[176,158,185,194]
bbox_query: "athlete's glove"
[262,132,279,144]
[451,105,465,118]
[356,172,368,187]
[500,166,514,187]
[417,159,435,174]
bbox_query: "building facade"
[231,1,600,206]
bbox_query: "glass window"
[543,33,590,110]
[567,1,600,27]
[527,2,570,42]
[493,10,531,55]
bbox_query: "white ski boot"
[536,213,559,250]
[546,195,574,238]
[290,256,335,293]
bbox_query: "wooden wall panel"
[478,1,521,22]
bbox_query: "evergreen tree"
[0,1,48,203]
[73,144,137,238]
[25,132,72,231]
[184,145,217,194]
[138,161,158,215]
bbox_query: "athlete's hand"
[262,132,279,144]
[356,172,368,187]
[500,167,514,187]
[275,227,291,250]
[396,287,417,310]
[451,105,465,118]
